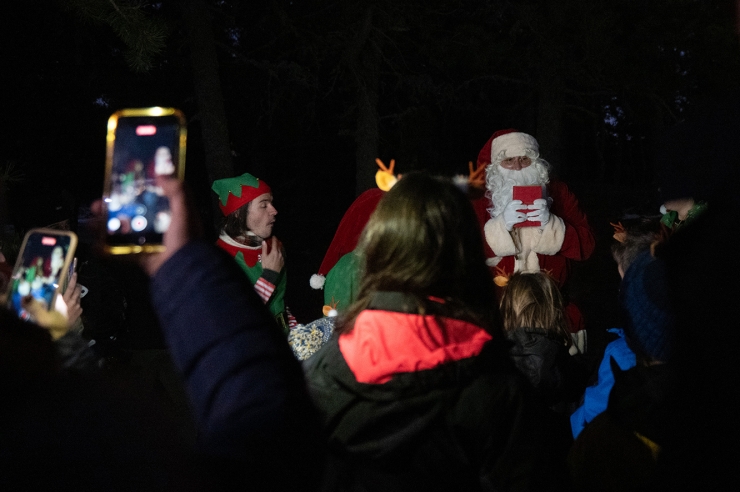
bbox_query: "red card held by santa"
[512,186,543,228]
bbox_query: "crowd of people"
[0,123,732,490]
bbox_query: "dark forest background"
[1,0,739,331]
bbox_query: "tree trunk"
[346,7,381,196]
[181,0,234,184]
[536,65,565,176]
[0,179,9,229]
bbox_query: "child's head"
[611,219,661,277]
[499,272,571,345]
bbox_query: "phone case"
[512,186,544,228]
[5,228,78,321]
[102,107,187,254]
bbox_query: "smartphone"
[102,107,186,254]
[5,229,78,321]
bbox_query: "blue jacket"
[570,328,636,439]
[150,241,324,489]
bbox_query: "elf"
[212,173,296,333]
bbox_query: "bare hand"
[22,295,69,339]
[140,178,198,276]
[261,236,284,273]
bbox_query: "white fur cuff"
[484,215,518,257]
[532,214,566,255]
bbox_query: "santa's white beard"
[487,163,548,217]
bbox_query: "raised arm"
[144,179,323,488]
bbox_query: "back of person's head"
[0,308,58,390]
[343,172,497,330]
[499,272,571,345]
[619,251,674,364]
[611,219,661,275]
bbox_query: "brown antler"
[468,161,486,188]
[375,158,398,191]
[375,158,395,175]
[493,266,510,287]
[610,221,627,243]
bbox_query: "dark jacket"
[506,327,589,414]
[568,362,670,491]
[304,292,567,491]
[150,241,325,490]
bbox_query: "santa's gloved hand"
[503,200,527,231]
[527,198,550,227]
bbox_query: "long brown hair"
[499,272,571,346]
[337,172,500,334]
[220,202,262,247]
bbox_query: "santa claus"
[473,129,595,334]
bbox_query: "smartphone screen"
[6,229,77,321]
[103,107,186,254]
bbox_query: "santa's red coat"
[473,180,594,287]
[473,179,594,335]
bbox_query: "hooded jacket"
[305,292,566,491]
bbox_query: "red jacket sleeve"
[549,181,595,261]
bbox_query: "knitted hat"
[619,251,674,361]
[310,188,384,289]
[477,129,539,168]
[211,173,271,216]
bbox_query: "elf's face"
[246,193,277,239]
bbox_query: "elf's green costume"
[212,173,294,334]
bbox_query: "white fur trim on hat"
[491,132,539,162]
[310,274,326,290]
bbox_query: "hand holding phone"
[4,228,78,325]
[137,177,200,276]
[512,186,545,228]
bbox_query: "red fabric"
[220,179,272,216]
[512,186,544,228]
[317,188,385,276]
[216,238,260,267]
[564,302,585,333]
[286,307,298,329]
[254,277,275,304]
[339,310,492,384]
[476,128,518,169]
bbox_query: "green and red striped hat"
[212,173,271,216]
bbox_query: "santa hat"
[477,129,539,167]
[211,173,271,216]
[310,188,384,289]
